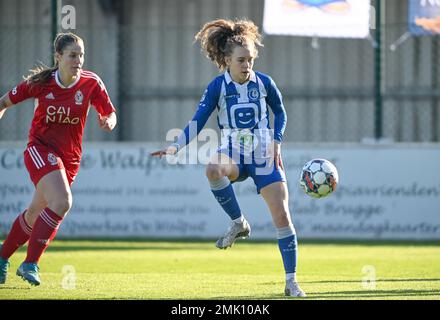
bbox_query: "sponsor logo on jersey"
[75,90,83,105]
[11,86,17,95]
[230,104,258,128]
[46,105,80,125]
[225,94,241,100]
[47,153,58,166]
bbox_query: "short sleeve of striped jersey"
[89,77,116,116]
[8,81,37,105]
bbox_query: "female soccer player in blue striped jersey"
[151,19,305,297]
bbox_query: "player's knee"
[206,164,226,181]
[272,207,291,226]
[48,192,73,216]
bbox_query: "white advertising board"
[263,0,371,38]
[1,143,439,240]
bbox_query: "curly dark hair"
[195,19,263,70]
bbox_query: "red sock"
[25,208,63,264]
[1,211,32,260]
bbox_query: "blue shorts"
[218,148,286,194]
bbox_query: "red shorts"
[23,144,80,187]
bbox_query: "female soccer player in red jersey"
[0,33,117,286]
[152,19,305,297]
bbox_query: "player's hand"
[415,15,440,33]
[267,140,284,171]
[0,94,13,120]
[98,113,116,131]
[150,145,178,158]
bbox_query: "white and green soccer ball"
[299,159,339,198]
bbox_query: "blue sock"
[210,177,242,220]
[277,226,297,276]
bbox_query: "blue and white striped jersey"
[175,70,287,152]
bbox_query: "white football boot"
[215,220,251,249]
[285,280,307,297]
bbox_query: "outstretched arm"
[0,93,13,119]
[150,107,213,158]
[151,79,220,158]
[150,145,178,158]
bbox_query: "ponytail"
[24,32,83,87]
[24,64,58,87]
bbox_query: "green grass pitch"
[1,240,439,300]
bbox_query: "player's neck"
[57,70,78,87]
[227,69,250,85]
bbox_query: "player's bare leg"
[36,169,72,217]
[25,187,48,227]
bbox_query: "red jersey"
[8,70,116,164]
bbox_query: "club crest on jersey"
[75,90,83,105]
[247,87,260,101]
[47,153,58,166]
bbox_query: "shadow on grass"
[12,244,218,253]
[209,293,288,300]
[0,286,31,290]
[8,238,439,253]
[217,289,440,299]
[298,240,440,247]
[51,238,440,246]
[308,289,440,299]
[47,245,213,252]
[304,278,440,284]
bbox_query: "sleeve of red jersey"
[8,81,36,105]
[90,79,116,116]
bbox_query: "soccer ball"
[299,159,339,198]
